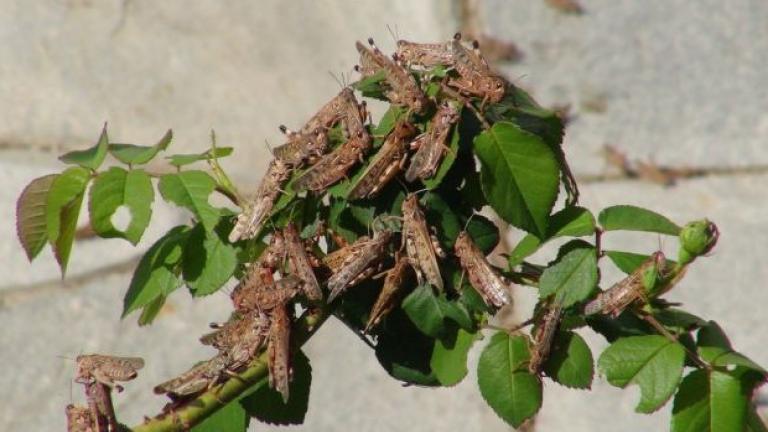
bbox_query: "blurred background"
[1,0,767,430]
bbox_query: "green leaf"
[59,124,109,170]
[122,226,188,318]
[422,108,461,189]
[402,285,473,337]
[192,399,248,432]
[538,241,597,307]
[605,250,652,274]
[747,406,768,432]
[372,105,404,138]
[477,332,542,427]
[352,70,387,100]
[544,331,594,389]
[430,328,479,386]
[16,174,57,261]
[108,129,173,165]
[138,295,166,326]
[598,205,681,235]
[474,121,560,238]
[88,167,154,245]
[697,321,768,375]
[466,214,500,254]
[240,350,311,425]
[507,206,595,267]
[46,167,91,275]
[158,171,220,232]
[598,335,685,413]
[375,309,440,386]
[422,192,462,249]
[183,223,237,296]
[671,368,758,432]
[166,146,234,167]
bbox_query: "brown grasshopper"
[153,353,230,398]
[528,299,564,375]
[327,230,393,302]
[229,158,292,242]
[66,404,94,432]
[200,311,271,371]
[395,38,454,68]
[347,120,417,200]
[232,275,303,313]
[75,354,144,392]
[84,381,117,432]
[292,131,371,193]
[365,252,411,332]
[401,194,444,291]
[283,223,323,301]
[584,251,666,317]
[355,38,428,114]
[454,231,512,308]
[339,88,369,142]
[273,126,329,167]
[404,101,460,182]
[448,35,506,106]
[267,304,292,403]
[298,87,354,136]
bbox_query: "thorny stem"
[131,305,332,432]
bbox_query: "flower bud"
[678,219,719,265]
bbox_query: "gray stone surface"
[1,1,767,431]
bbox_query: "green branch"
[131,305,330,432]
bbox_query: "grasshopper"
[229,231,286,306]
[66,405,94,432]
[84,381,117,432]
[365,252,410,332]
[347,120,417,200]
[232,275,303,313]
[404,101,460,182]
[355,38,428,114]
[273,126,329,167]
[401,194,444,291]
[75,354,144,392]
[292,131,371,193]
[200,311,271,371]
[298,88,354,136]
[584,251,666,317]
[327,230,393,302]
[229,158,292,242]
[284,223,323,301]
[448,35,506,106]
[528,299,564,375]
[153,353,230,398]
[339,88,370,142]
[454,231,512,308]
[395,38,454,68]
[267,304,292,403]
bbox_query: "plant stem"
[131,305,331,432]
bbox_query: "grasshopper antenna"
[328,71,346,90]
[263,139,275,157]
[386,24,400,44]
[462,212,477,232]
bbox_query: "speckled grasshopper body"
[267,304,292,403]
[273,126,328,167]
[395,38,454,68]
[153,353,229,398]
[84,381,117,432]
[298,88,353,136]
[75,354,144,392]
[449,35,506,105]
[66,405,94,432]
[229,159,292,242]
[327,230,393,302]
[200,311,271,371]
[355,38,428,114]
[454,231,512,308]
[283,223,323,301]
[365,252,410,332]
[292,131,371,193]
[348,120,416,200]
[584,251,666,317]
[401,194,444,291]
[231,275,302,313]
[528,300,564,375]
[404,101,460,182]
